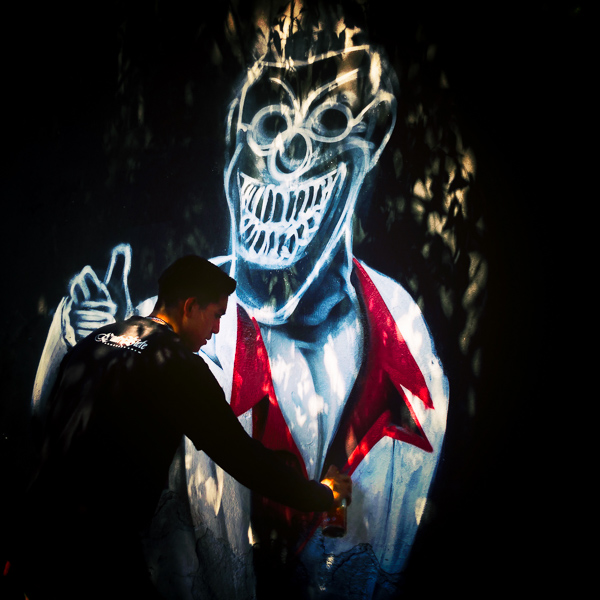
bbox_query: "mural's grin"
[237,163,347,266]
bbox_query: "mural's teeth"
[237,166,345,264]
[273,191,284,222]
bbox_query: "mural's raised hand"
[32,244,134,419]
[65,244,133,346]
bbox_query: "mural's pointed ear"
[363,91,397,172]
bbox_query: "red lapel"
[230,303,307,477]
[229,260,437,548]
[338,260,434,477]
[230,260,434,477]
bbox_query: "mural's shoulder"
[209,255,234,272]
[136,296,157,317]
[355,259,447,393]
[355,259,421,321]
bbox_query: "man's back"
[34,316,200,525]
[17,316,203,599]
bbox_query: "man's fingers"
[321,466,352,507]
[324,465,340,478]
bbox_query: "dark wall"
[1,1,587,595]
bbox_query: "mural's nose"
[274,131,312,176]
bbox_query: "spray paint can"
[322,498,347,537]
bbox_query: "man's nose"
[212,319,221,334]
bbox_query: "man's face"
[225,47,394,272]
[181,295,228,352]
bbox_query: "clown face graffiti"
[225,46,396,324]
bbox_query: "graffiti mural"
[5,0,587,597]
[28,3,475,599]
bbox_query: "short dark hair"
[157,255,236,308]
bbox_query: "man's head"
[155,256,236,351]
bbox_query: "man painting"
[14,256,350,599]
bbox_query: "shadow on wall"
[2,0,558,597]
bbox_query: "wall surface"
[1,0,588,597]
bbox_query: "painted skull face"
[225,46,396,271]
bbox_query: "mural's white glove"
[33,244,134,418]
[63,244,133,347]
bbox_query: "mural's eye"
[308,103,353,142]
[249,106,291,150]
[261,114,288,139]
[312,108,348,137]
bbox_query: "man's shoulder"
[74,316,185,362]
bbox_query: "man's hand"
[321,465,352,507]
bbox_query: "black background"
[1,1,588,596]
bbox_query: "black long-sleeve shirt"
[31,316,333,529]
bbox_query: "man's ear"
[182,297,197,316]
